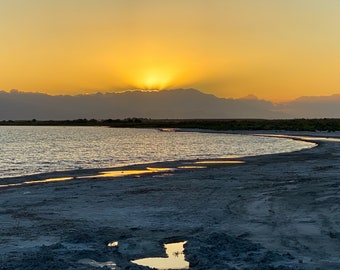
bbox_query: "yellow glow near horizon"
[141,70,172,90]
[129,67,176,90]
[1,1,340,101]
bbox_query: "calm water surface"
[0,126,314,178]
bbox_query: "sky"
[1,0,340,102]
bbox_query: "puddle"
[26,177,74,184]
[131,241,189,270]
[0,159,245,189]
[78,258,117,269]
[81,167,175,179]
[0,168,174,188]
[0,177,74,188]
[178,165,207,169]
[107,241,119,247]
[0,159,243,189]
[0,183,22,188]
[195,160,244,165]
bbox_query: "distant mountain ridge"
[0,89,285,120]
[279,94,340,118]
[0,88,340,120]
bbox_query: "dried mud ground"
[1,133,340,269]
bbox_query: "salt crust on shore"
[1,131,340,269]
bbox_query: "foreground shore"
[1,132,340,269]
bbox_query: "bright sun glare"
[130,68,175,90]
[142,72,172,90]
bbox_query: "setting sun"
[136,68,174,90]
[1,2,340,269]
[0,1,340,102]
[143,74,170,90]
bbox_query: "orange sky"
[1,0,340,102]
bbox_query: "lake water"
[0,126,314,178]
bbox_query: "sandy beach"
[1,132,340,269]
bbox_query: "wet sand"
[1,132,340,269]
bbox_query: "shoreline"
[0,129,321,184]
[1,131,340,269]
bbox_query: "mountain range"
[0,88,339,120]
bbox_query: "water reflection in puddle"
[131,241,189,270]
[27,177,74,183]
[0,177,74,188]
[107,241,119,247]
[0,168,174,188]
[177,165,207,169]
[0,159,244,189]
[81,167,175,179]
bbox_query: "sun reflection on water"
[0,168,175,188]
[0,159,247,188]
[0,177,74,188]
[81,167,175,179]
[131,241,189,270]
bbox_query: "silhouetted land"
[1,118,340,131]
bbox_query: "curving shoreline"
[1,131,340,269]
[0,129,317,184]
[0,126,316,180]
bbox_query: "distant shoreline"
[1,118,340,131]
[0,130,328,184]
